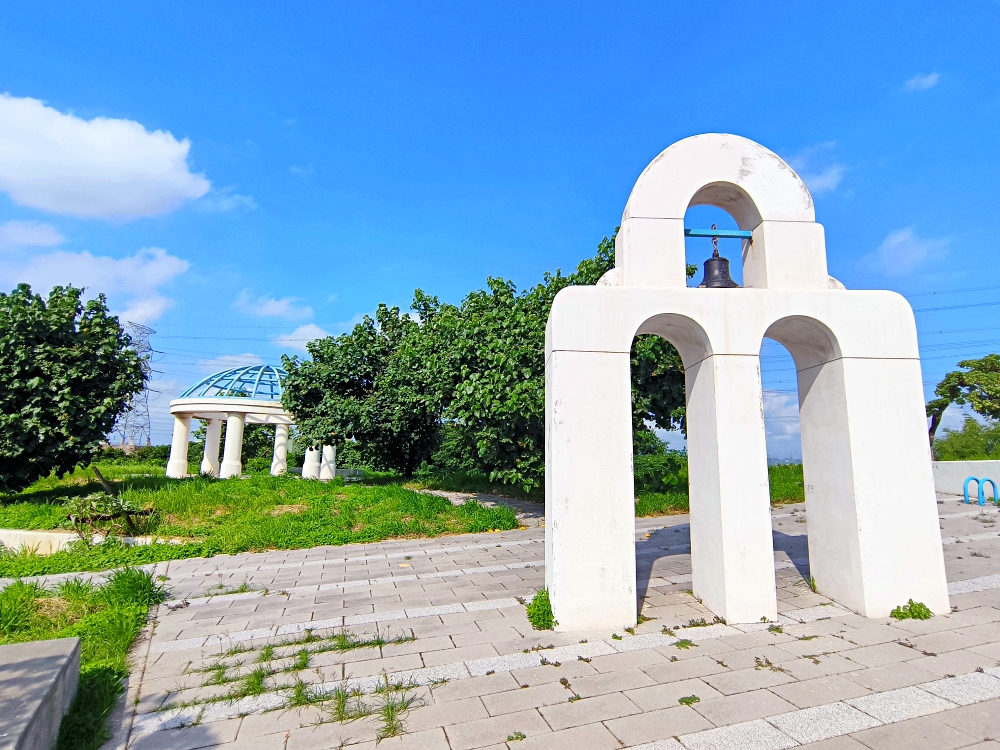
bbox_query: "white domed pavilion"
[165,364,295,478]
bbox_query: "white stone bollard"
[302,447,321,480]
[319,445,337,482]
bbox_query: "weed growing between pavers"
[0,568,164,750]
[167,633,425,740]
[0,465,518,577]
[525,588,555,630]
[678,695,700,706]
[890,599,933,620]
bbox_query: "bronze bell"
[698,226,740,288]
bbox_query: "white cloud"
[273,323,331,353]
[788,142,846,195]
[0,220,64,250]
[0,93,210,220]
[905,72,940,91]
[0,246,189,324]
[289,165,316,178]
[195,186,257,213]
[198,353,263,374]
[234,290,313,320]
[861,227,948,276]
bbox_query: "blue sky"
[1,1,999,456]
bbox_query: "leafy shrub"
[634,451,688,494]
[245,457,271,474]
[934,417,1000,460]
[525,588,555,630]
[635,492,689,516]
[890,599,933,620]
[769,463,805,503]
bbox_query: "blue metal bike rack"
[964,476,999,506]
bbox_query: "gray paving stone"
[921,671,1000,706]
[679,718,798,750]
[623,678,724,711]
[845,685,956,723]
[767,702,882,744]
[442,708,551,750]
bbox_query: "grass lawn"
[0,462,518,577]
[0,568,164,750]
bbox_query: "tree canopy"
[281,232,690,488]
[927,354,1000,452]
[0,285,147,493]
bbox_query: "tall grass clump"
[0,465,519,576]
[0,568,165,750]
[768,463,804,504]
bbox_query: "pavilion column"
[200,418,223,476]
[219,414,245,478]
[271,423,289,476]
[166,414,191,479]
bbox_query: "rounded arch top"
[622,134,815,229]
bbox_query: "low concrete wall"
[0,638,80,750]
[0,529,187,555]
[932,460,1000,497]
[0,529,79,555]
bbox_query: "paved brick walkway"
[115,497,1000,750]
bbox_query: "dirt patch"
[270,504,307,516]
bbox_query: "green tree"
[281,231,692,490]
[282,300,456,476]
[0,285,146,493]
[927,354,1000,452]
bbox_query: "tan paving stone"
[936,698,1000,739]
[443,708,551,750]
[347,726,452,749]
[422,643,498,667]
[909,648,999,677]
[515,722,622,750]
[842,661,941,691]
[701,664,797,695]
[692,688,798,727]
[640,655,730,683]
[770,675,872,708]
[842,641,918,668]
[237,707,324,737]
[129,719,242,750]
[429,673,520,703]
[623,678,723,711]
[481,682,572,716]
[539,691,640,730]
[849,713,980,750]
[604,704,713,745]
[402,696,489,732]
[797,736,870,749]
[570,668,657,697]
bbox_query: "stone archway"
[544,134,949,632]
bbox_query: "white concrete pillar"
[545,350,637,631]
[685,354,777,623]
[166,414,192,479]
[219,414,245,479]
[319,444,337,482]
[200,418,222,476]
[271,424,289,476]
[302,446,320,480]
[799,357,950,616]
